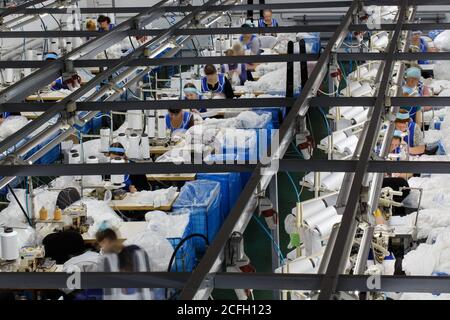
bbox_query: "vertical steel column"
[318,0,410,300]
[268,175,280,300]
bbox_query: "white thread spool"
[352,109,369,124]
[146,116,156,138]
[100,128,111,153]
[320,172,345,191]
[127,110,143,131]
[334,135,359,154]
[23,49,34,77]
[128,133,141,159]
[66,41,73,52]
[73,37,83,48]
[0,227,19,261]
[50,38,59,53]
[117,133,127,147]
[141,134,150,160]
[83,156,102,186]
[69,152,81,181]
[4,69,14,84]
[157,115,167,139]
[303,206,338,229]
[314,214,342,237]
[110,157,125,186]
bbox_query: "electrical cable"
[166,233,209,299]
[252,214,285,263]
[6,184,32,227]
[318,106,332,135]
[285,172,300,202]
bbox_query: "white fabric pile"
[145,210,190,239]
[121,187,178,207]
[434,30,450,52]
[123,231,174,272]
[0,116,29,142]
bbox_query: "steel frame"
[1,0,450,299]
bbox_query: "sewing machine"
[63,203,90,234]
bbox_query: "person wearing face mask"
[394,110,425,156]
[106,143,151,193]
[400,67,432,127]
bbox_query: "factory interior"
[1,0,450,302]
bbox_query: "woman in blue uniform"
[165,109,194,134]
[183,82,207,113]
[97,15,115,31]
[201,64,235,99]
[258,9,279,28]
[107,143,151,193]
[221,49,248,86]
[240,23,261,55]
[394,110,425,155]
[400,67,431,127]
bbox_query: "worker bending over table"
[201,64,235,99]
[394,110,425,156]
[183,82,207,113]
[106,143,152,192]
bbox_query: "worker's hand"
[129,185,138,193]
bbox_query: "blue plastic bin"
[166,220,196,272]
[172,180,222,253]
[221,112,274,162]
[198,171,242,222]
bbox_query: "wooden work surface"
[26,92,68,101]
[83,221,148,244]
[150,145,172,155]
[234,91,265,97]
[109,192,179,211]
[147,173,196,182]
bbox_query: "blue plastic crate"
[167,221,196,272]
[172,180,222,254]
[221,113,274,162]
[197,172,242,223]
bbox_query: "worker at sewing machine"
[239,23,262,56]
[44,52,81,91]
[97,15,115,31]
[95,227,123,254]
[165,108,194,135]
[183,82,207,114]
[410,31,438,65]
[394,110,425,156]
[106,143,152,193]
[400,67,432,127]
[201,64,235,99]
[258,9,279,36]
[221,49,248,86]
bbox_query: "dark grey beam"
[4,96,450,113]
[0,98,296,113]
[5,51,450,69]
[3,160,450,177]
[0,272,449,293]
[318,0,409,300]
